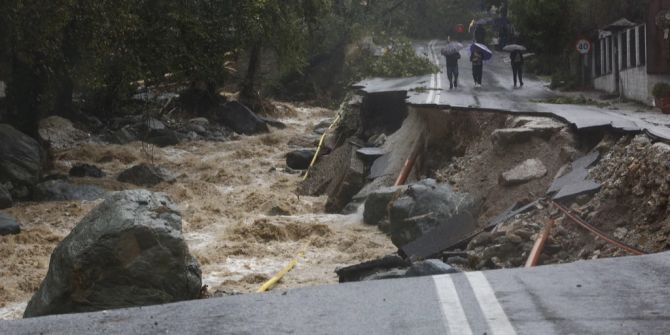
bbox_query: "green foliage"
[349,37,439,80]
[652,83,670,98]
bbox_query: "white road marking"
[433,275,474,335]
[465,272,517,335]
[433,42,442,104]
[425,40,437,104]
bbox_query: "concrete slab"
[400,212,477,260]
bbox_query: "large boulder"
[499,159,547,186]
[0,212,20,236]
[23,190,202,318]
[389,179,479,247]
[117,164,176,187]
[0,183,12,209]
[0,124,43,196]
[33,180,107,202]
[38,116,89,151]
[217,101,269,135]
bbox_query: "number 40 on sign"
[576,39,591,54]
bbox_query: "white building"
[591,9,670,105]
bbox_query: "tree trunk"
[240,43,262,107]
[6,54,45,138]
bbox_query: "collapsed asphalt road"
[356,40,670,141]
[2,251,669,334]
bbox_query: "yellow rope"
[256,243,310,293]
[302,113,342,181]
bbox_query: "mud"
[0,102,396,320]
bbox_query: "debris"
[388,179,478,248]
[325,148,366,213]
[356,147,387,162]
[405,259,459,277]
[499,159,548,186]
[400,213,477,260]
[336,255,410,283]
[525,219,555,267]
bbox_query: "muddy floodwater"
[0,103,396,320]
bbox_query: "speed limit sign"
[576,39,591,54]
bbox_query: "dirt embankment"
[0,102,396,319]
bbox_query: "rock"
[286,149,316,170]
[336,255,410,283]
[389,179,479,247]
[145,118,166,131]
[288,134,320,148]
[500,159,547,186]
[405,259,459,277]
[69,164,105,178]
[325,147,367,213]
[33,180,107,202]
[0,212,20,236]
[0,184,12,209]
[117,164,176,187]
[217,101,269,135]
[0,124,43,195]
[110,126,137,144]
[23,190,202,318]
[38,116,89,151]
[145,129,180,147]
[363,186,406,226]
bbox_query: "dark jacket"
[445,53,461,67]
[510,50,524,65]
[470,52,483,66]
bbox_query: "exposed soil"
[0,102,396,320]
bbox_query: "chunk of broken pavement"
[405,259,459,277]
[499,159,547,186]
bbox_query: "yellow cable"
[302,113,342,181]
[256,242,310,293]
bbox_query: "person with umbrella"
[503,44,526,88]
[441,37,462,89]
[470,43,492,87]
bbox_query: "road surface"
[1,252,669,334]
[355,40,670,141]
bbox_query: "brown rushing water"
[0,103,395,319]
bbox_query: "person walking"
[442,49,461,89]
[471,50,483,87]
[510,49,524,88]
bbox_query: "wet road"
[356,40,670,141]
[2,252,669,334]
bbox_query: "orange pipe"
[525,219,555,267]
[394,138,423,186]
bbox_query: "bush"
[348,37,439,80]
[652,82,670,98]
